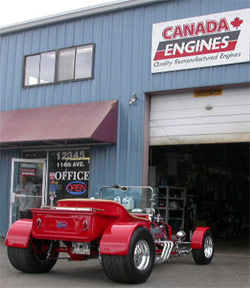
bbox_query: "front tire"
[7,239,58,273]
[192,230,214,265]
[101,226,155,284]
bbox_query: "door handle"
[10,193,16,203]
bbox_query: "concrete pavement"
[0,237,249,288]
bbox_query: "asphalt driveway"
[0,237,249,288]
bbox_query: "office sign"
[151,9,250,73]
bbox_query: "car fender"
[5,219,33,248]
[100,222,149,255]
[191,227,211,249]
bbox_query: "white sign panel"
[151,9,250,73]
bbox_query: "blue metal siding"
[0,0,250,235]
[1,1,249,110]
[0,150,20,236]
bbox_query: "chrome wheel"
[134,240,150,271]
[192,230,214,265]
[204,235,213,258]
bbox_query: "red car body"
[5,187,214,284]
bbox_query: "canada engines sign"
[151,9,250,73]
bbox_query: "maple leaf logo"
[231,17,243,29]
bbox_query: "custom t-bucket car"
[5,185,214,284]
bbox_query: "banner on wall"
[151,9,250,73]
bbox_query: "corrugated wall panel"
[0,150,20,236]
[1,1,249,109]
[0,0,250,206]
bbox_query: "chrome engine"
[151,219,192,263]
[151,220,174,263]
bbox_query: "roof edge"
[0,0,165,35]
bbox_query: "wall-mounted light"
[205,105,213,110]
[129,93,137,105]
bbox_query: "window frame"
[75,44,95,81]
[23,43,95,88]
[56,47,76,83]
[23,52,42,87]
[39,51,57,85]
[23,49,56,88]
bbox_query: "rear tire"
[192,230,214,265]
[7,240,58,273]
[101,226,155,283]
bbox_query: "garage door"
[150,86,250,145]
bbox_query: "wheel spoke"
[204,236,213,258]
[134,240,150,271]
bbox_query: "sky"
[0,0,118,28]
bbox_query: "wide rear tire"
[192,230,214,265]
[101,226,155,284]
[7,239,58,273]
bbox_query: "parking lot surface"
[0,237,249,288]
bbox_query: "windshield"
[99,185,154,212]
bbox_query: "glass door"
[9,158,47,226]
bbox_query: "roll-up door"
[150,86,250,145]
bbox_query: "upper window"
[75,45,94,79]
[24,51,56,86]
[24,44,94,87]
[57,48,75,82]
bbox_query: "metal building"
[0,0,249,237]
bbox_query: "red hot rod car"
[5,185,214,284]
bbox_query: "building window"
[75,45,94,79]
[57,45,94,82]
[24,54,40,86]
[23,148,90,205]
[40,52,56,84]
[48,149,90,203]
[24,51,56,86]
[57,48,75,82]
[24,44,94,87]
